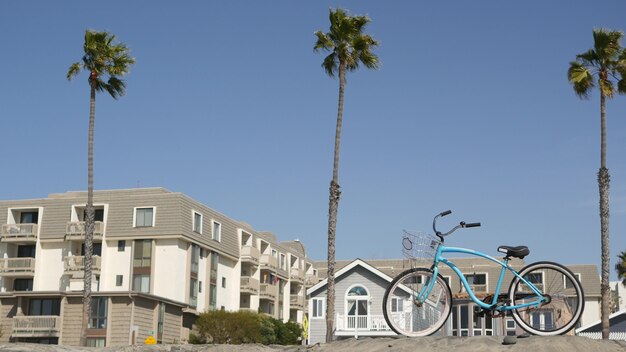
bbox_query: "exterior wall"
[215,256,237,311]
[153,239,187,303]
[60,297,82,346]
[162,304,182,344]
[108,296,132,346]
[133,297,156,344]
[0,298,17,342]
[582,297,601,327]
[100,239,133,292]
[36,242,65,291]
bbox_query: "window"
[89,297,108,329]
[464,273,487,292]
[522,272,544,292]
[391,297,404,313]
[212,221,221,241]
[191,244,200,274]
[86,338,105,347]
[133,240,152,267]
[565,273,581,289]
[312,298,325,318]
[133,274,150,293]
[222,277,226,288]
[116,275,123,287]
[280,253,286,270]
[209,284,217,310]
[14,278,33,291]
[83,209,104,222]
[81,243,102,256]
[20,211,39,224]
[17,245,36,258]
[193,212,202,234]
[189,278,198,307]
[29,299,61,316]
[134,207,154,227]
[117,240,125,252]
[157,303,165,343]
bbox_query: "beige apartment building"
[0,188,317,346]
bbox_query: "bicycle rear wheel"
[382,268,452,336]
[509,261,584,335]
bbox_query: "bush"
[194,310,302,345]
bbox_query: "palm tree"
[67,30,134,346]
[314,8,378,342]
[617,250,626,286]
[568,28,626,339]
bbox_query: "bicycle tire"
[508,261,584,335]
[383,267,452,336]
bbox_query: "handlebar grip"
[465,222,481,228]
[440,210,452,217]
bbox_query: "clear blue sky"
[2,1,626,279]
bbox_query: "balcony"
[63,256,102,275]
[65,221,104,241]
[240,246,260,265]
[0,258,36,276]
[260,254,278,271]
[335,314,393,336]
[241,276,259,294]
[290,294,304,310]
[259,283,278,300]
[305,275,321,287]
[290,268,304,284]
[12,316,61,338]
[1,224,38,243]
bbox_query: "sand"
[0,336,624,352]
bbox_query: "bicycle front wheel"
[509,261,584,335]
[382,268,452,337]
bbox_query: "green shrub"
[188,333,205,344]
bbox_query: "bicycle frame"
[419,244,547,311]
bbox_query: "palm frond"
[568,61,594,98]
[599,78,615,98]
[322,53,338,77]
[67,62,82,81]
[105,76,126,99]
[593,28,624,59]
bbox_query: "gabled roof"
[576,308,626,333]
[307,258,394,296]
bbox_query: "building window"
[29,299,61,315]
[522,272,544,292]
[191,244,200,274]
[189,278,198,307]
[193,212,202,234]
[134,207,154,227]
[86,338,106,347]
[209,251,219,310]
[19,211,39,224]
[280,253,286,270]
[312,298,325,318]
[464,273,487,292]
[116,275,123,287]
[133,274,150,293]
[212,221,221,241]
[117,240,125,252]
[133,240,152,268]
[89,297,108,329]
[565,273,581,289]
[391,297,403,313]
[209,284,217,310]
[14,278,33,291]
[157,302,165,343]
[222,277,226,288]
[17,245,36,258]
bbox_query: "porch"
[335,314,394,337]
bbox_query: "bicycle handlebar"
[433,210,480,241]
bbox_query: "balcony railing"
[259,283,278,300]
[0,258,36,276]
[290,268,304,284]
[305,275,320,287]
[1,224,38,242]
[63,256,102,275]
[240,276,260,294]
[290,294,304,309]
[260,254,278,271]
[65,221,104,240]
[241,246,260,264]
[12,316,61,338]
[335,314,392,334]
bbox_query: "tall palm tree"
[568,28,626,340]
[67,30,134,346]
[314,8,378,342]
[617,250,626,287]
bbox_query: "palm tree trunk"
[598,92,610,340]
[80,80,96,346]
[326,60,346,343]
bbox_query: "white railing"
[305,275,320,287]
[241,246,260,263]
[0,258,36,275]
[290,268,304,283]
[65,221,104,239]
[63,256,102,274]
[336,314,392,332]
[290,294,304,309]
[240,276,260,294]
[12,316,60,337]
[1,224,38,241]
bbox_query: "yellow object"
[302,314,309,340]
[144,335,157,345]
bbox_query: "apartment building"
[0,188,316,346]
[307,258,601,343]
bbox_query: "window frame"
[133,207,156,228]
[211,220,221,242]
[193,211,203,234]
[311,298,325,319]
[564,273,581,289]
[463,273,488,292]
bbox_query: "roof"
[306,258,394,296]
[576,308,626,333]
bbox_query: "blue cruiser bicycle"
[382,210,584,336]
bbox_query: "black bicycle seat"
[497,245,529,259]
